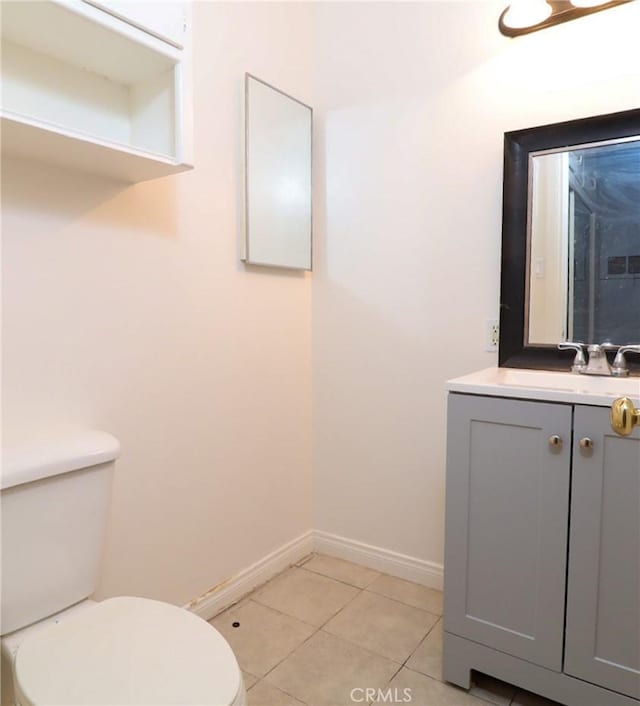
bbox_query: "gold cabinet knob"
[611,397,640,437]
[549,435,563,448]
[579,437,594,450]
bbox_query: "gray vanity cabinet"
[564,405,640,700]
[444,394,572,670]
[444,393,640,705]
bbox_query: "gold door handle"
[549,435,563,448]
[579,437,594,450]
[611,397,640,437]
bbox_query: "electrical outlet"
[486,319,499,352]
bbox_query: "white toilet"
[0,431,246,706]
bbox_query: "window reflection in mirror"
[527,138,640,346]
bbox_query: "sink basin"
[447,367,640,407]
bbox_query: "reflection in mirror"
[527,138,640,346]
[243,74,312,270]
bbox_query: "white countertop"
[447,367,640,407]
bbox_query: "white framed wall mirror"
[242,74,312,270]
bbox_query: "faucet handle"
[612,344,640,378]
[618,344,640,354]
[558,342,587,373]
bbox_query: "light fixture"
[499,0,632,37]
[570,0,610,6]
[502,0,552,29]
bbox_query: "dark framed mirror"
[499,108,640,373]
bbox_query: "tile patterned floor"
[210,554,561,706]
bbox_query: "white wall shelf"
[82,0,188,49]
[0,0,193,183]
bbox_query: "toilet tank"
[1,431,120,635]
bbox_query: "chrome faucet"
[611,344,640,377]
[558,342,587,374]
[584,344,613,376]
[558,342,640,377]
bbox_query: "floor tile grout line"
[248,675,308,705]
[362,585,443,617]
[213,591,320,631]
[402,614,441,663]
[255,585,368,683]
[250,564,365,622]
[296,562,379,591]
[211,592,322,690]
[245,624,473,702]
[384,658,406,685]
[242,570,368,637]
[299,563,381,591]
[287,621,408,706]
[317,614,435,671]
[303,558,444,599]
[223,590,364,632]
[219,563,366,629]
[299,553,383,584]
[346,585,442,624]
[366,658,406,705]
[316,625,407,667]
[296,561,443,618]
[237,597,438,634]
[249,568,367,630]
[249,620,321,699]
[221,598,322,682]
[367,613,446,692]
[315,583,367,631]
[243,595,327,630]
[365,662,453,706]
[257,614,410,700]
[243,669,260,684]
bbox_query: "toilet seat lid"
[15,596,241,706]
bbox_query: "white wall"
[1,2,313,606]
[3,0,639,604]
[311,0,640,573]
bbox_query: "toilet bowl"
[1,431,245,706]
[3,597,245,706]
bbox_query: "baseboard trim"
[312,530,443,590]
[185,530,314,621]
[185,529,443,620]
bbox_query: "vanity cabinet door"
[564,406,640,699]
[444,394,572,671]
